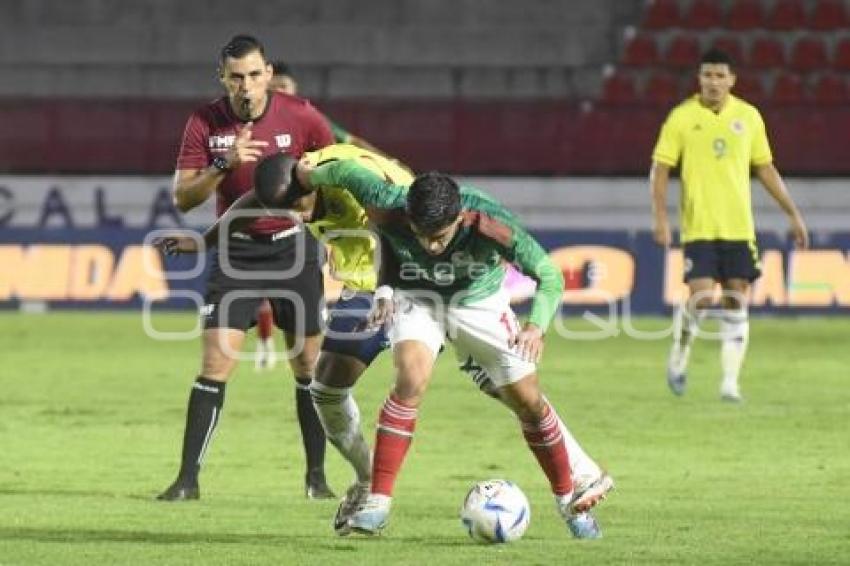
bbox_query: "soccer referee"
[650,48,809,402]
[157,35,335,501]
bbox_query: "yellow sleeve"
[750,109,773,166]
[651,110,682,166]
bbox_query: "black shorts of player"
[683,240,761,283]
[321,290,389,365]
[203,227,326,335]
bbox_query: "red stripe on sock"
[372,395,417,496]
[522,403,573,496]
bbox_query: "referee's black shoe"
[305,470,335,500]
[156,480,200,501]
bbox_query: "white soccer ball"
[460,479,531,543]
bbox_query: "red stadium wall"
[1,98,849,175]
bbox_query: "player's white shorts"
[387,289,536,388]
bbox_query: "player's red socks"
[522,401,573,497]
[257,300,274,341]
[371,394,418,496]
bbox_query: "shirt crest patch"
[730,120,745,135]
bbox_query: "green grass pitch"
[1,312,849,565]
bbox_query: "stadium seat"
[622,33,659,67]
[789,36,829,72]
[600,72,638,104]
[643,0,681,30]
[771,73,805,104]
[734,74,766,102]
[726,0,765,30]
[682,0,723,29]
[833,37,850,71]
[666,35,701,69]
[750,36,786,69]
[681,75,699,98]
[812,73,847,103]
[643,71,680,105]
[711,35,746,66]
[767,0,807,30]
[809,0,847,30]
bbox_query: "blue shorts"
[683,240,761,283]
[321,291,390,365]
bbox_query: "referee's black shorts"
[202,227,326,335]
[682,239,761,283]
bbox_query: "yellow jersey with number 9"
[302,144,414,291]
[652,95,772,243]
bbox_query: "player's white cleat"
[720,382,743,403]
[334,481,371,536]
[667,342,690,396]
[555,473,614,540]
[348,493,391,535]
[571,472,615,513]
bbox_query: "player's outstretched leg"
[157,376,225,501]
[501,374,605,539]
[549,404,614,503]
[460,363,612,494]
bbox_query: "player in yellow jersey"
[650,48,809,402]
[253,63,392,374]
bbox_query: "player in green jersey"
[292,158,614,539]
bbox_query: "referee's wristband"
[374,285,394,301]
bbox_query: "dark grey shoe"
[305,471,335,500]
[156,481,199,501]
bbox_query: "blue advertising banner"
[1,228,848,314]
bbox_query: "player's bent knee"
[286,332,322,376]
[200,356,237,381]
[392,374,429,405]
[315,352,366,388]
[498,374,545,421]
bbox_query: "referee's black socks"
[295,377,327,484]
[176,376,226,485]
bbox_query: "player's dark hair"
[219,34,266,66]
[700,48,734,71]
[271,61,292,77]
[406,172,462,233]
[253,153,304,208]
